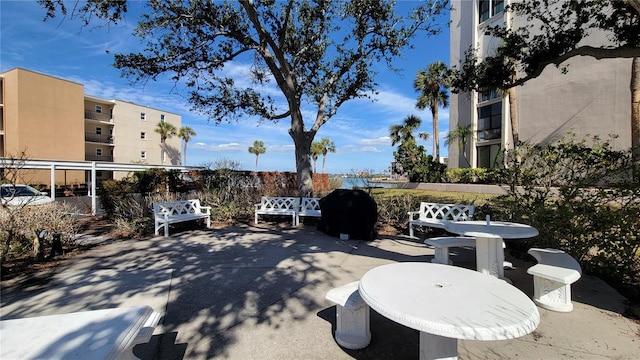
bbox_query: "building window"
[479,89,499,103]
[479,0,504,23]
[141,112,146,121]
[96,148,103,156]
[95,105,102,114]
[96,171,103,177]
[160,114,165,122]
[141,132,146,140]
[477,144,502,168]
[96,127,102,135]
[478,102,502,141]
[141,151,147,159]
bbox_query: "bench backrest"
[258,197,299,211]
[300,197,320,212]
[418,202,475,221]
[154,199,202,217]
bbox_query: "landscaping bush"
[373,194,420,232]
[445,167,498,184]
[0,202,78,262]
[491,134,639,297]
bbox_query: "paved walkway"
[1,224,638,359]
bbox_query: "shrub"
[445,167,497,184]
[373,194,420,232]
[0,202,78,262]
[492,134,640,293]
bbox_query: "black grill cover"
[317,189,377,241]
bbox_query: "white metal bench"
[527,248,582,312]
[254,196,299,226]
[296,197,321,224]
[153,199,211,237]
[408,202,475,238]
[325,281,371,350]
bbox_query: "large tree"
[39,0,448,196]
[449,0,640,160]
[414,61,449,162]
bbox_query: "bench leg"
[532,276,574,312]
[164,223,169,237]
[409,224,415,238]
[334,304,371,350]
[431,247,453,265]
[419,332,457,360]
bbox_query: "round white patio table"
[445,219,539,279]
[358,262,539,360]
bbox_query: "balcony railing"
[85,132,114,144]
[85,154,113,162]
[85,109,112,122]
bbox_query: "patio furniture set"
[326,201,583,359]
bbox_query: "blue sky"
[1,1,450,174]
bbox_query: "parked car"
[0,184,54,206]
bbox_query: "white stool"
[424,236,476,265]
[325,281,371,349]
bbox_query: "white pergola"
[1,159,204,215]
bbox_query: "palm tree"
[155,121,177,164]
[248,140,266,172]
[414,61,449,162]
[319,137,336,173]
[310,141,323,173]
[178,126,196,165]
[445,125,472,167]
[389,115,424,146]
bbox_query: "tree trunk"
[433,108,440,161]
[289,107,315,196]
[508,87,519,146]
[183,142,187,165]
[631,57,640,161]
[292,134,314,196]
[290,131,314,196]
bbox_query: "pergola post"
[50,164,56,201]
[91,161,97,216]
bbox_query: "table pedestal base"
[420,332,457,360]
[475,236,504,279]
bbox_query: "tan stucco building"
[0,68,181,185]
[449,0,632,169]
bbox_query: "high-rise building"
[0,68,182,185]
[449,0,632,169]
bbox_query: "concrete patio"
[1,224,638,359]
